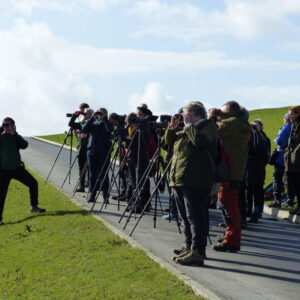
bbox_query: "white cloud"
[129,0,300,40]
[232,86,300,109]
[1,19,300,135]
[128,82,175,115]
[7,0,127,15]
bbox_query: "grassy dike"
[0,169,200,300]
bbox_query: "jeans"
[173,187,210,251]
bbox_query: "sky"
[0,0,300,135]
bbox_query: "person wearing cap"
[284,106,300,215]
[268,112,293,208]
[0,117,46,225]
[82,108,113,203]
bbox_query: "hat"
[290,105,300,115]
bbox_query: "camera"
[174,113,183,122]
[160,115,172,123]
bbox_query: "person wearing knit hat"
[284,106,300,215]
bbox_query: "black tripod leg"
[61,155,78,189]
[45,129,72,185]
[129,158,173,236]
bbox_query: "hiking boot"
[173,243,191,255]
[248,215,259,223]
[213,243,240,253]
[87,197,95,203]
[76,188,85,193]
[268,201,281,208]
[175,246,204,266]
[31,206,46,213]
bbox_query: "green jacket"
[0,133,28,170]
[217,111,251,181]
[165,119,217,189]
[284,118,300,173]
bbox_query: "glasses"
[2,123,11,127]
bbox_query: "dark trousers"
[137,160,150,206]
[247,184,264,215]
[286,172,300,207]
[0,167,38,221]
[119,166,128,195]
[239,179,247,222]
[78,152,87,189]
[87,153,110,200]
[126,163,136,201]
[173,187,210,251]
[273,163,285,201]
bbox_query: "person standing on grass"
[0,117,46,226]
[284,106,300,215]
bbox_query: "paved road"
[21,138,300,300]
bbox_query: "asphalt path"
[20,138,300,300]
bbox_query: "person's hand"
[183,113,192,126]
[80,133,87,139]
[169,115,181,129]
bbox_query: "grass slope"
[0,170,200,299]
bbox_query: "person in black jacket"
[246,119,270,223]
[0,117,45,225]
[82,108,113,203]
[68,104,93,192]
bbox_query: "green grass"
[0,169,200,300]
[37,133,76,148]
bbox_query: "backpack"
[214,137,231,182]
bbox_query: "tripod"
[45,128,77,185]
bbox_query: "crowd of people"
[0,101,299,267]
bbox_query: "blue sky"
[1,0,300,135]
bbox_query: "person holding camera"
[210,101,251,252]
[0,117,46,225]
[165,101,218,265]
[82,108,113,203]
[68,103,93,192]
[124,113,151,213]
[109,113,128,200]
[284,106,300,215]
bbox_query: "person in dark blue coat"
[268,113,293,208]
[82,108,113,203]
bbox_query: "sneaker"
[175,246,204,266]
[213,243,240,253]
[162,213,174,220]
[31,206,46,213]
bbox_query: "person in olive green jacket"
[165,101,217,266]
[284,106,300,215]
[210,101,251,253]
[0,117,46,225]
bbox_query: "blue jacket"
[82,117,113,156]
[275,123,291,166]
